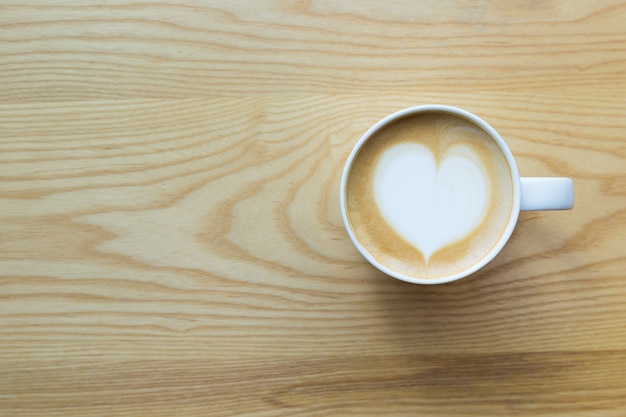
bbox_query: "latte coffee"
[344,110,515,280]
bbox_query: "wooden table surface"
[2,1,626,416]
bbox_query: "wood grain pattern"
[1,1,626,416]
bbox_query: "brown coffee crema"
[345,112,514,279]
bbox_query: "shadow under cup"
[340,106,521,284]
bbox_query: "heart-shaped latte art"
[374,143,491,261]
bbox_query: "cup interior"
[340,105,521,284]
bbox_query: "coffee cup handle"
[520,177,574,211]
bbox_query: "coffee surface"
[345,111,514,279]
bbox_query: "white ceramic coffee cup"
[340,105,574,284]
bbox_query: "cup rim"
[340,104,521,284]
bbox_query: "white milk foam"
[373,143,491,261]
